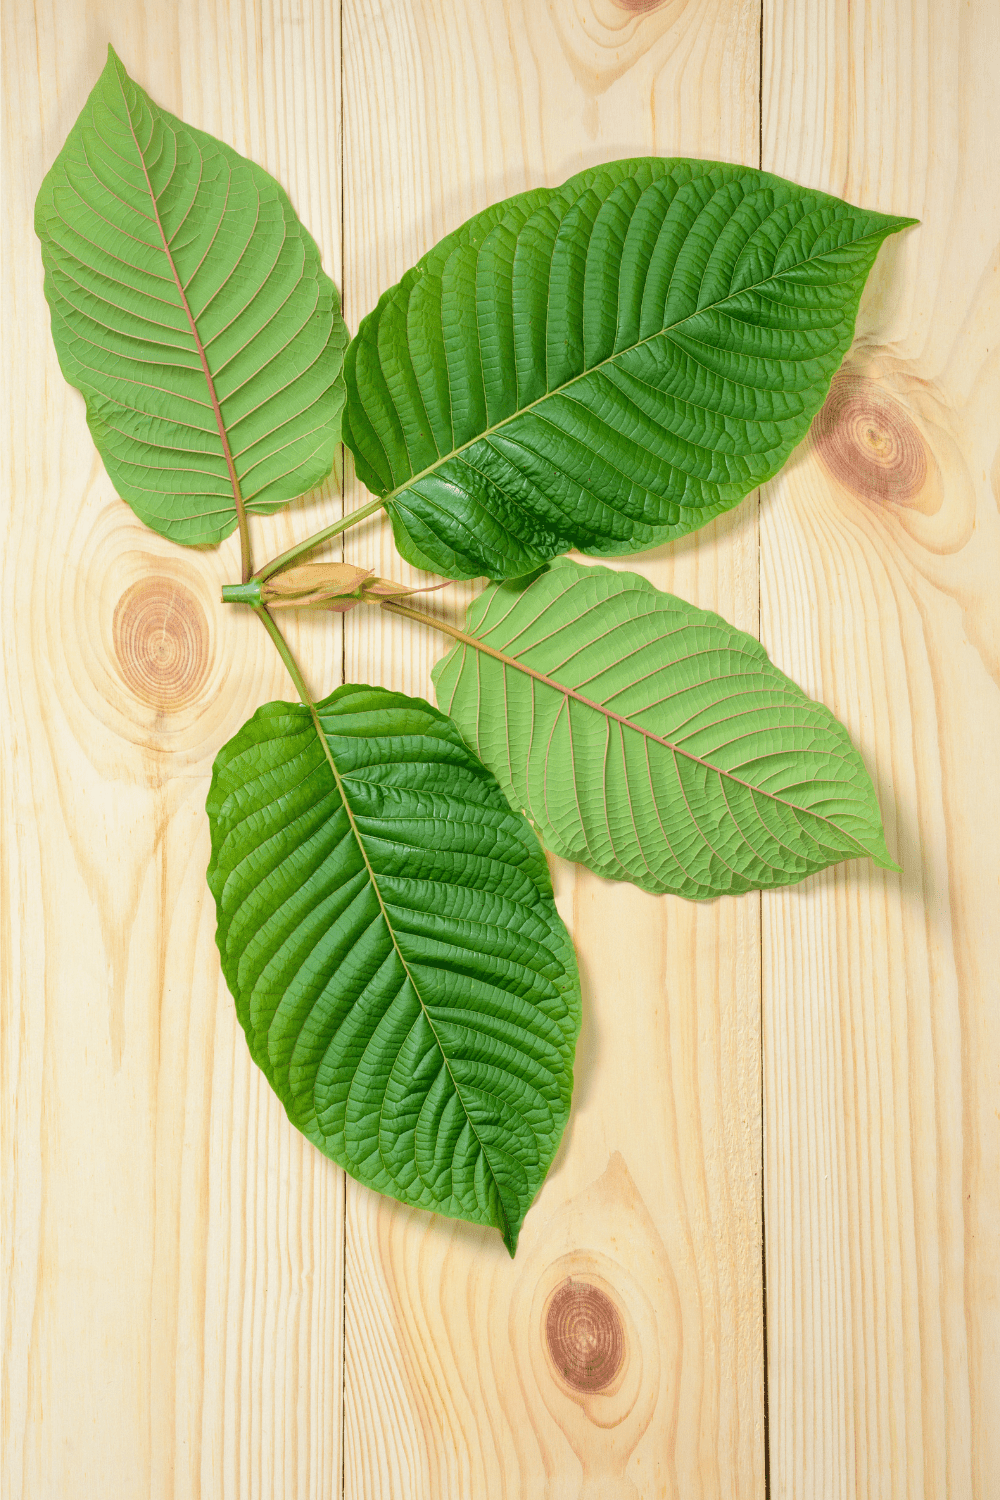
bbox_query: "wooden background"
[3,1,998,1496]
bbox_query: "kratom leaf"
[35,46,348,545]
[206,684,581,1254]
[344,158,915,580]
[430,559,897,898]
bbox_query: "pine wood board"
[760,2,1000,1497]
[3,1,997,1498]
[3,4,348,1498]
[339,4,764,1497]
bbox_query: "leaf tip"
[863,827,900,874]
[879,214,919,240]
[494,1186,523,1257]
[99,42,131,98]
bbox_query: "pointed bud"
[261,562,373,611]
[256,563,449,613]
[363,577,449,601]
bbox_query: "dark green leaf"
[206,684,581,1253]
[344,158,914,579]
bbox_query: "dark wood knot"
[112,578,209,709]
[612,0,667,11]
[815,375,927,505]
[545,1279,625,1392]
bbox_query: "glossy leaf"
[344,158,914,579]
[206,684,581,1253]
[431,559,897,898]
[35,46,348,545]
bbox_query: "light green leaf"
[431,559,897,898]
[344,158,914,580]
[35,46,348,545]
[206,684,581,1254]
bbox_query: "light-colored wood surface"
[759,3,1000,1498]
[2,5,349,1498]
[2,3,996,1499]
[339,4,763,1498]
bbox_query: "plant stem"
[222,580,262,605]
[379,598,479,649]
[255,495,385,583]
[252,604,314,705]
[237,508,253,584]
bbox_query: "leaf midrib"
[305,702,515,1246]
[114,66,247,524]
[380,223,896,507]
[405,602,875,860]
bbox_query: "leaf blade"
[431,559,897,898]
[206,684,581,1253]
[35,46,349,544]
[344,159,914,579]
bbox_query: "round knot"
[815,375,927,505]
[545,1280,625,1392]
[112,578,209,710]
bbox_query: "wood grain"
[340,3,764,1496]
[3,4,347,1497]
[6,1,997,1497]
[760,1,1000,1496]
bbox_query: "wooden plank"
[2,4,347,1496]
[760,1,1000,1495]
[339,3,765,1496]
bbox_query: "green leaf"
[35,46,348,545]
[344,158,915,580]
[431,559,897,898]
[206,683,581,1254]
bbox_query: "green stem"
[252,604,314,705]
[255,495,386,583]
[222,580,262,605]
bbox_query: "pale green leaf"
[344,158,914,579]
[206,684,581,1254]
[431,559,897,898]
[35,46,348,545]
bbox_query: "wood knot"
[815,375,927,505]
[112,578,209,709]
[545,1279,625,1392]
[612,0,666,11]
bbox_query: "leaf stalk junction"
[254,496,386,583]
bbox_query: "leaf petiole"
[252,604,314,707]
[379,597,477,645]
[255,495,386,583]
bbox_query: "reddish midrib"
[381,598,874,857]
[118,76,251,579]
